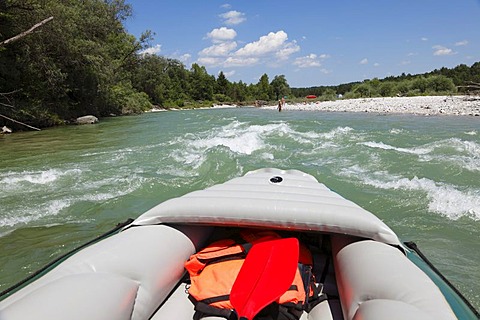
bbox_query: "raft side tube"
[332,237,457,320]
[0,224,213,320]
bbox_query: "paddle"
[230,237,299,320]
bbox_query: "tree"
[189,63,215,101]
[270,75,290,100]
[0,0,147,127]
[426,75,456,94]
[379,82,395,97]
[216,71,230,96]
[256,74,272,100]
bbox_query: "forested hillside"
[1,0,479,129]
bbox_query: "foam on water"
[0,199,71,228]
[360,138,480,172]
[171,121,286,167]
[340,165,480,220]
[359,141,433,155]
[0,168,82,189]
[0,167,147,233]
[170,120,357,171]
[390,128,406,135]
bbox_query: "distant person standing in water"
[278,100,282,112]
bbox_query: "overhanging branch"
[0,16,53,47]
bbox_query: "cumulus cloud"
[197,30,299,69]
[224,56,259,67]
[360,58,368,64]
[276,41,300,60]
[235,31,290,56]
[199,41,237,57]
[207,27,237,43]
[293,54,322,68]
[197,57,224,66]
[220,10,246,25]
[139,44,161,56]
[455,40,468,46]
[432,45,455,56]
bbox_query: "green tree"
[426,75,456,94]
[0,0,147,127]
[321,88,337,100]
[189,63,215,101]
[379,82,395,97]
[270,75,290,100]
[256,74,272,100]
[216,71,230,96]
[354,83,371,97]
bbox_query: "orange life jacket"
[184,230,317,320]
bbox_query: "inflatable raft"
[0,168,478,320]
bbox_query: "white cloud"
[197,57,224,66]
[293,54,321,68]
[199,42,237,57]
[455,40,468,46]
[222,70,236,77]
[178,54,191,63]
[373,63,380,67]
[220,11,246,25]
[235,31,288,56]
[197,30,299,69]
[207,27,237,43]
[275,41,300,60]
[221,4,231,9]
[421,37,428,41]
[432,45,455,56]
[360,58,368,64]
[139,44,161,56]
[224,56,259,67]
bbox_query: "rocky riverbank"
[263,95,480,116]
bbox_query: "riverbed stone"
[76,115,98,125]
[1,126,12,134]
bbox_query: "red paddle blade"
[230,237,299,320]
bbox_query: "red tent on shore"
[306,95,317,99]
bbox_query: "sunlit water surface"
[1,108,479,308]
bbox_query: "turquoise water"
[1,108,479,309]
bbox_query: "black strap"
[319,255,330,284]
[200,294,230,305]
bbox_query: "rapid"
[1,107,479,309]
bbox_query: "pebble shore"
[263,96,480,116]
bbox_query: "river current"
[1,107,479,308]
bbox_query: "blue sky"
[125,0,480,87]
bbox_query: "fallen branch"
[0,102,15,109]
[0,113,41,131]
[0,16,53,47]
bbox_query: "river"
[1,107,479,309]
